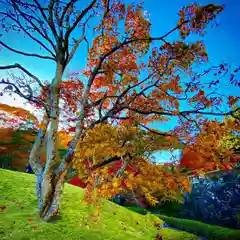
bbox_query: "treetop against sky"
[0,0,239,164]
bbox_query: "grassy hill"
[0,169,199,240]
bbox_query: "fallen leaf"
[32,226,40,230]
[0,205,7,211]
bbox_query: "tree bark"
[44,62,63,173]
[35,62,66,221]
[36,164,69,221]
[29,114,49,174]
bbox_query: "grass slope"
[0,169,198,240]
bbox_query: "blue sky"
[144,0,240,162]
[0,0,239,162]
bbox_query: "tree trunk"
[31,62,67,221]
[36,165,69,221]
[44,63,63,173]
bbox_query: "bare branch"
[0,63,44,88]
[66,14,92,64]
[138,123,186,146]
[0,40,55,60]
[0,79,49,115]
[64,0,97,53]
[12,0,48,11]
[10,0,56,50]
[47,0,59,41]
[115,156,129,178]
[97,91,108,118]
[125,106,240,118]
[0,11,55,58]
[103,0,111,19]
[138,123,173,137]
[90,154,127,171]
[54,0,61,28]
[60,0,78,26]
[182,107,240,117]
[109,115,130,120]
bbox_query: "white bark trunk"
[36,62,66,221]
[44,63,63,173]
[29,115,49,174]
[36,165,69,221]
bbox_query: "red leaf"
[66,141,71,147]
[222,164,232,170]
[121,180,127,186]
[69,127,76,132]
[108,167,114,174]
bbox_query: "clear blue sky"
[144,0,240,162]
[0,0,239,162]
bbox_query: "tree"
[0,0,239,221]
[179,171,240,229]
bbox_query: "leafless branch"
[0,79,49,115]
[98,90,108,118]
[138,123,173,137]
[0,40,55,60]
[102,0,111,20]
[10,0,56,50]
[12,0,48,11]
[90,153,128,171]
[125,106,240,118]
[66,14,92,64]
[63,0,97,53]
[109,115,131,120]
[46,0,59,41]
[0,11,56,58]
[60,0,78,26]
[115,156,129,178]
[0,63,44,88]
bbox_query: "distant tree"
[179,172,240,229]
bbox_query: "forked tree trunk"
[30,61,68,221]
[36,167,69,221]
[30,57,89,221]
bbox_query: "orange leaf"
[228,96,239,107]
[0,205,7,211]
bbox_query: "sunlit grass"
[0,169,198,240]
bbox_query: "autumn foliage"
[180,113,240,174]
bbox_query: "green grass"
[125,206,149,215]
[0,169,199,240]
[158,214,240,240]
